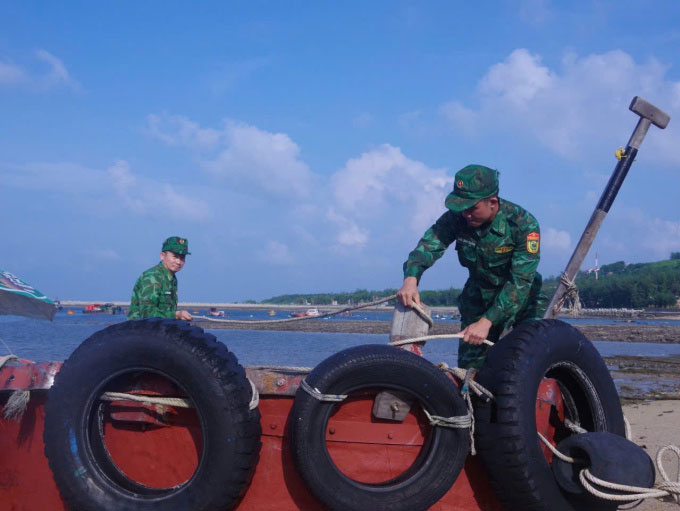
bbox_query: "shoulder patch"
[526,231,540,254]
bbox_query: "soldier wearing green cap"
[398,164,547,369]
[127,236,193,321]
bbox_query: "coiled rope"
[554,272,582,317]
[537,431,680,504]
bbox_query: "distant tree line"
[260,256,680,309]
[542,255,680,309]
[261,287,463,307]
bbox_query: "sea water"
[2,311,680,366]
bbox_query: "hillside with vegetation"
[542,253,680,309]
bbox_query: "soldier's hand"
[175,310,193,321]
[397,277,421,307]
[460,317,492,345]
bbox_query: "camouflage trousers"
[457,296,547,370]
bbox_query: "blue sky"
[2,1,680,302]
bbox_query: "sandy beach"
[622,400,679,510]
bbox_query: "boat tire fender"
[474,319,625,511]
[43,318,262,511]
[290,344,470,511]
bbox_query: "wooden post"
[390,301,431,356]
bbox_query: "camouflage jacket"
[127,263,177,319]
[403,198,543,327]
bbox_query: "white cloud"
[331,144,451,234]
[0,50,80,91]
[147,114,221,148]
[1,160,210,221]
[326,209,369,248]
[204,121,314,199]
[35,49,80,91]
[542,227,572,252]
[148,115,314,199]
[442,49,680,163]
[479,49,556,108]
[258,241,293,265]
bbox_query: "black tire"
[290,344,469,511]
[43,318,262,511]
[474,319,625,511]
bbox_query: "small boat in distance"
[290,308,320,318]
[208,307,225,317]
[268,310,276,316]
[82,303,122,315]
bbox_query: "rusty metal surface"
[246,366,308,396]
[0,361,62,391]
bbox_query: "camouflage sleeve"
[484,221,541,325]
[126,272,174,319]
[403,211,458,282]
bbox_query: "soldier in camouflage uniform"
[127,236,193,321]
[398,165,547,369]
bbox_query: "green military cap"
[162,236,191,255]
[445,164,499,212]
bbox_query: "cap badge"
[179,239,185,244]
[456,179,464,189]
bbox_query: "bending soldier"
[397,165,547,369]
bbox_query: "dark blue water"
[1,310,679,367]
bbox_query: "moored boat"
[290,308,321,318]
[0,317,644,511]
[83,302,122,314]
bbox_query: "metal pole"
[544,97,670,318]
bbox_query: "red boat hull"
[0,362,563,510]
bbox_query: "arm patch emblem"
[526,231,540,254]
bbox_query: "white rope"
[101,392,192,407]
[564,418,588,435]
[422,408,473,429]
[101,378,261,411]
[299,378,347,402]
[578,468,678,502]
[3,389,30,420]
[438,364,495,401]
[556,272,582,316]
[657,445,680,504]
[389,333,494,347]
[195,295,399,325]
[624,415,633,441]
[537,431,680,504]
[247,378,259,410]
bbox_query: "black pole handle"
[544,97,670,318]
